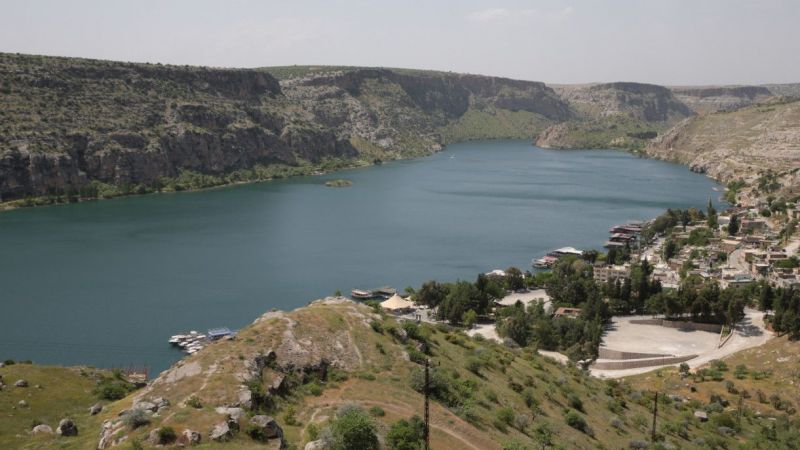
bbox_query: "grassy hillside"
[6,300,799,449]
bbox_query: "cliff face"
[0,55,571,200]
[535,82,694,150]
[671,85,773,114]
[645,99,800,183]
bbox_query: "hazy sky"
[1,0,799,85]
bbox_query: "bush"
[283,405,299,426]
[369,320,383,334]
[94,378,135,401]
[368,406,385,417]
[329,406,379,450]
[157,427,177,445]
[522,388,539,409]
[386,415,425,450]
[565,410,592,436]
[465,358,483,374]
[307,423,319,441]
[568,393,584,412]
[496,407,515,426]
[186,396,202,409]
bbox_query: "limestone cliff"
[0,55,569,201]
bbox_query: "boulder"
[0,362,5,368]
[153,397,170,410]
[32,424,53,434]
[305,440,325,450]
[178,429,202,446]
[248,415,283,441]
[694,410,709,422]
[56,418,78,436]
[89,403,103,415]
[216,406,245,430]
[15,379,28,387]
[133,400,158,412]
[18,400,28,408]
[210,421,233,442]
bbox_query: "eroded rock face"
[56,418,78,436]
[178,429,202,446]
[248,415,283,442]
[210,421,233,442]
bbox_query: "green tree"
[707,199,718,229]
[505,267,525,291]
[663,239,678,260]
[329,406,380,450]
[462,309,478,329]
[386,415,425,450]
[728,214,740,236]
[416,280,448,308]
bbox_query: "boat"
[351,289,374,299]
[532,247,584,268]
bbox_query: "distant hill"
[1,53,799,206]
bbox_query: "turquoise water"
[0,141,722,373]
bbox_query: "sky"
[1,0,799,86]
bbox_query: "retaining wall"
[592,354,697,370]
[629,318,722,333]
[598,348,671,360]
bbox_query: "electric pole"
[424,358,430,450]
[651,391,658,443]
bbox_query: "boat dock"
[350,286,396,300]
[168,327,235,354]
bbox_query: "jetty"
[350,286,396,300]
[169,327,235,354]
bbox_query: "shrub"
[522,388,539,409]
[157,427,177,445]
[368,406,385,417]
[565,410,593,436]
[329,406,379,450]
[568,394,584,412]
[710,359,728,371]
[610,417,623,430]
[386,415,425,450]
[465,358,483,374]
[369,320,383,334]
[186,396,202,409]
[307,423,319,441]
[485,389,499,403]
[123,409,150,429]
[496,407,515,426]
[514,413,532,431]
[283,405,299,426]
[94,378,135,401]
[734,364,749,379]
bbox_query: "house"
[791,203,800,220]
[593,264,631,284]
[553,307,582,319]
[741,219,767,233]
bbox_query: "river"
[0,140,723,373]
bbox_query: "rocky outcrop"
[32,424,53,434]
[56,418,78,436]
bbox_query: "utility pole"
[738,392,744,427]
[424,358,430,450]
[651,391,658,443]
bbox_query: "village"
[355,196,800,378]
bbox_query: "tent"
[380,294,414,312]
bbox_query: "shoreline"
[0,139,728,213]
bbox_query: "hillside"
[535,82,694,150]
[0,54,569,205]
[645,99,800,192]
[4,298,799,449]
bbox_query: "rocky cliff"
[535,82,694,150]
[670,85,773,114]
[645,99,800,187]
[0,54,570,202]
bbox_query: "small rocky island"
[325,179,353,188]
